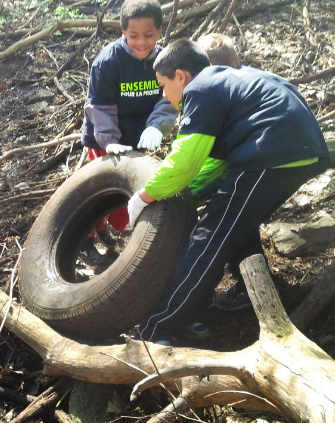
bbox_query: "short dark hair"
[153,39,210,79]
[120,0,163,30]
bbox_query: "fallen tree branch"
[0,189,56,206]
[0,22,58,61]
[0,134,81,163]
[0,288,283,416]
[54,409,74,423]
[0,24,44,40]
[0,19,119,61]
[318,109,335,123]
[133,254,335,422]
[3,253,335,421]
[130,362,251,402]
[289,65,335,85]
[9,377,73,423]
[0,3,219,62]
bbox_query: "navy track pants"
[140,159,329,341]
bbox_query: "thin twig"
[169,19,194,39]
[214,0,241,33]
[135,329,183,417]
[204,389,280,412]
[302,0,317,47]
[53,76,75,102]
[57,31,96,78]
[101,344,201,422]
[134,329,203,422]
[191,0,226,40]
[232,12,246,46]
[136,328,162,377]
[41,45,60,70]
[100,351,149,376]
[75,146,88,171]
[0,243,6,259]
[65,141,75,173]
[163,0,180,46]
[0,238,23,334]
[318,109,335,123]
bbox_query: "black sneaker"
[211,285,252,311]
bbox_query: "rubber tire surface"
[18,152,196,341]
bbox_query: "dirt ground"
[1,0,335,422]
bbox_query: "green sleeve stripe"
[273,157,319,168]
[189,156,229,194]
[145,133,215,200]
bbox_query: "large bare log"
[240,255,335,422]
[1,254,335,422]
[131,255,335,422]
[0,290,285,418]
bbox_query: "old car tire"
[18,152,196,341]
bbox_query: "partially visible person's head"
[120,0,163,59]
[197,33,240,68]
[153,38,210,79]
[153,39,210,110]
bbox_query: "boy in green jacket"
[128,39,329,342]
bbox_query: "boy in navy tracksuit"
[81,0,177,232]
[127,39,329,342]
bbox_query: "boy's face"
[122,17,162,60]
[156,70,192,110]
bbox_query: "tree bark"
[1,254,335,422]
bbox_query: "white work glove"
[127,191,149,229]
[106,143,133,155]
[137,126,163,150]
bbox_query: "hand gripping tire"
[18,152,196,341]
